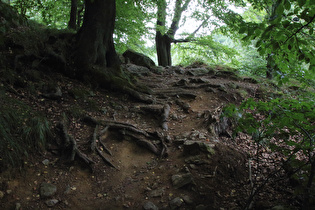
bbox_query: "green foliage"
[0,94,52,170]
[10,0,74,28]
[115,0,155,53]
[224,94,315,206]
[172,35,239,66]
[238,0,315,83]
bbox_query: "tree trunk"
[266,54,274,79]
[68,0,78,30]
[74,0,120,75]
[155,33,172,66]
[155,0,191,67]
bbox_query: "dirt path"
[0,65,296,210]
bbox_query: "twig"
[91,125,98,152]
[283,14,315,45]
[95,147,117,169]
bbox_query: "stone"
[215,70,240,80]
[40,182,57,198]
[186,68,209,76]
[123,49,156,69]
[182,195,193,204]
[185,155,209,165]
[42,159,49,165]
[183,141,215,156]
[15,202,21,210]
[126,64,152,76]
[149,188,164,197]
[143,201,159,210]
[169,197,184,209]
[45,199,59,207]
[171,173,193,189]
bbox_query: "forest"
[0,0,314,209]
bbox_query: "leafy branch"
[283,14,315,45]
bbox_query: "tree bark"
[68,0,78,30]
[74,0,120,75]
[156,33,172,66]
[155,0,191,67]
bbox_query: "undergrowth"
[0,93,52,171]
[224,90,315,209]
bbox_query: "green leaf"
[284,0,291,10]
[276,4,284,16]
[272,42,280,50]
[310,27,314,35]
[239,26,247,34]
[282,20,290,28]
[298,0,306,7]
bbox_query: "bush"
[224,96,315,208]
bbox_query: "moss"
[67,104,86,118]
[69,87,91,100]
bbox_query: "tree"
[68,0,78,30]
[74,0,119,73]
[155,0,192,66]
[154,0,244,67]
[73,0,152,103]
[238,0,315,83]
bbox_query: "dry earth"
[0,63,298,210]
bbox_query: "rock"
[45,199,59,207]
[186,68,209,76]
[123,49,156,69]
[149,188,164,197]
[42,159,49,165]
[15,202,21,210]
[174,67,185,74]
[195,204,206,210]
[185,155,210,165]
[215,70,240,80]
[143,201,159,210]
[169,197,184,209]
[205,87,215,93]
[126,64,152,76]
[174,79,189,86]
[40,182,57,198]
[171,173,193,189]
[183,141,215,156]
[182,195,193,204]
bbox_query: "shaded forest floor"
[0,61,302,210]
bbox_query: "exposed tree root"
[136,104,170,130]
[82,116,166,156]
[153,88,197,99]
[161,104,170,130]
[176,99,192,113]
[90,125,98,152]
[56,119,95,167]
[90,124,116,168]
[95,147,117,169]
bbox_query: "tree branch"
[283,14,315,45]
[167,0,191,37]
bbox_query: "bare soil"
[0,64,297,210]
